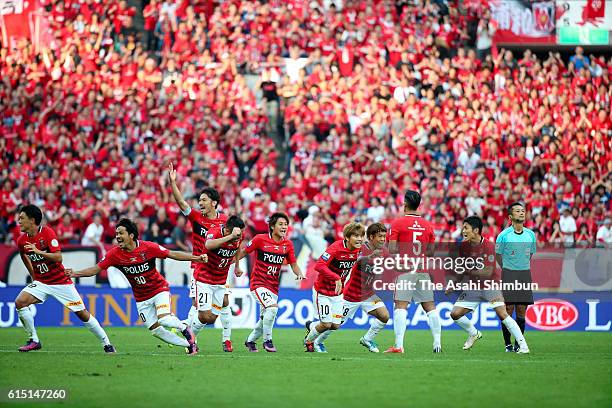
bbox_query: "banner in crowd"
[0,287,610,331]
[556,0,611,44]
[0,0,53,51]
[488,0,559,44]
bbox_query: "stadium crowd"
[0,0,610,250]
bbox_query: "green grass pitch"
[1,328,611,408]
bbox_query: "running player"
[190,215,245,353]
[239,212,304,352]
[496,202,536,352]
[306,222,390,353]
[14,205,115,353]
[304,222,364,352]
[384,190,443,353]
[448,216,529,353]
[66,218,206,355]
[168,163,234,351]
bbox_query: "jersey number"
[134,276,146,285]
[36,264,49,274]
[319,304,330,316]
[198,292,208,305]
[412,232,422,255]
[219,258,231,269]
[266,266,279,276]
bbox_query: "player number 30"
[134,276,146,285]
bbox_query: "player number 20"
[36,264,49,274]
[266,266,279,275]
[134,276,146,285]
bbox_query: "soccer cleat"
[360,337,380,353]
[104,344,117,353]
[433,345,442,353]
[244,341,259,352]
[514,343,520,352]
[383,346,404,353]
[181,327,196,346]
[262,340,277,352]
[505,345,516,353]
[314,342,327,353]
[304,340,315,353]
[516,347,530,354]
[463,331,483,350]
[222,340,233,352]
[186,343,199,355]
[18,339,42,352]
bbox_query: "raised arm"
[167,251,207,263]
[205,228,242,250]
[23,244,63,264]
[168,162,189,213]
[66,265,102,278]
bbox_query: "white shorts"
[194,281,226,315]
[136,291,172,329]
[342,295,386,321]
[394,272,435,303]
[21,281,85,312]
[251,287,278,309]
[189,274,196,299]
[313,291,344,324]
[455,289,505,311]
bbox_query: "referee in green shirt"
[495,202,537,352]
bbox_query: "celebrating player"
[448,216,530,353]
[168,163,234,351]
[14,205,115,353]
[306,222,390,353]
[190,215,245,352]
[304,222,364,352]
[239,212,304,352]
[66,218,207,355]
[385,190,443,354]
[496,202,536,352]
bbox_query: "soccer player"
[168,163,234,351]
[496,202,536,352]
[384,190,443,354]
[304,222,364,352]
[190,215,245,352]
[14,205,115,353]
[448,216,529,353]
[66,218,206,355]
[306,222,390,353]
[239,212,304,352]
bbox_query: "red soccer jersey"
[17,226,72,285]
[314,240,361,297]
[245,234,296,295]
[459,237,500,282]
[388,214,436,255]
[97,240,170,302]
[197,227,242,285]
[184,207,227,268]
[343,242,388,302]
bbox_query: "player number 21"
[218,258,231,268]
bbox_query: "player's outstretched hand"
[196,254,208,263]
[295,272,305,281]
[65,268,76,278]
[235,267,244,277]
[168,163,177,183]
[334,279,342,295]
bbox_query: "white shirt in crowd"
[559,214,577,243]
[596,222,612,246]
[81,222,104,246]
[366,205,385,222]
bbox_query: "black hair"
[200,187,221,208]
[463,216,483,235]
[507,202,525,215]
[366,222,387,238]
[117,218,139,240]
[268,212,290,233]
[225,215,246,231]
[404,190,422,211]
[20,204,43,225]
